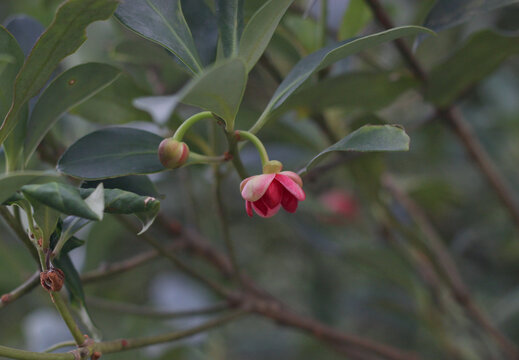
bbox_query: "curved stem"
[95,309,247,354]
[188,152,226,165]
[172,111,214,142]
[0,345,74,360]
[43,341,76,353]
[235,131,269,167]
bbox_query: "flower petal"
[279,171,303,187]
[241,174,276,202]
[282,192,299,213]
[245,200,253,217]
[252,198,281,218]
[262,179,283,208]
[276,174,306,201]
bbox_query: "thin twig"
[43,341,76,353]
[363,0,519,230]
[95,309,248,354]
[0,271,39,309]
[0,207,39,263]
[50,292,85,346]
[213,165,244,290]
[87,296,229,319]
[382,174,519,359]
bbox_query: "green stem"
[235,131,269,167]
[213,165,244,290]
[0,271,40,309]
[50,292,85,345]
[247,108,271,136]
[188,152,226,164]
[95,309,247,354]
[43,341,76,353]
[0,345,74,360]
[172,111,214,142]
[225,132,249,179]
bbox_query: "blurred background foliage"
[1,0,519,359]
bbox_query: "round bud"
[158,138,189,169]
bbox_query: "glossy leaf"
[216,0,243,57]
[425,31,519,107]
[21,182,104,220]
[135,58,247,128]
[53,253,85,306]
[182,0,218,65]
[238,0,293,71]
[300,125,410,174]
[24,63,121,163]
[80,187,160,234]
[59,216,91,249]
[423,0,519,34]
[81,175,160,198]
[278,72,418,114]
[31,202,60,245]
[0,0,118,146]
[249,26,433,134]
[0,27,25,171]
[71,75,152,124]
[0,171,60,204]
[115,0,203,74]
[58,127,165,180]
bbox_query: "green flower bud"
[158,138,189,169]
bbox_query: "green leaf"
[79,187,159,215]
[58,127,165,180]
[80,187,160,234]
[135,58,247,128]
[216,0,243,57]
[425,31,519,107]
[24,63,121,164]
[423,0,519,34]
[81,175,160,198]
[300,125,410,174]
[58,216,91,250]
[277,72,418,114]
[238,0,293,71]
[21,182,104,221]
[115,0,203,74]
[83,183,105,221]
[0,171,60,204]
[32,202,60,245]
[338,0,372,40]
[0,0,118,146]
[0,27,25,171]
[70,75,152,125]
[249,26,433,134]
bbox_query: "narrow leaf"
[83,183,105,221]
[238,0,293,71]
[0,0,118,146]
[216,0,244,57]
[338,0,372,40]
[115,0,203,74]
[24,63,121,163]
[250,26,433,133]
[300,125,410,174]
[57,127,165,180]
[425,31,519,106]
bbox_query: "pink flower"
[240,171,306,218]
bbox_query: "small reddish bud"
[40,268,65,292]
[224,151,233,161]
[121,339,128,348]
[158,138,189,169]
[37,238,42,247]
[1,294,10,304]
[91,351,102,360]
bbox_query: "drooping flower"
[240,170,306,218]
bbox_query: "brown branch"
[363,0,519,231]
[382,174,519,359]
[154,215,420,360]
[0,271,39,309]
